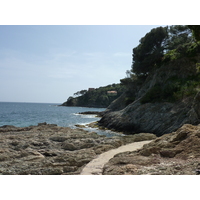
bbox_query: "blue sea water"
[0,102,122,137]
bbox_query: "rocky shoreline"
[102,124,200,175]
[1,121,200,175]
[0,122,156,175]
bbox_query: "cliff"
[99,48,200,136]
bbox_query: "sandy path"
[80,140,152,175]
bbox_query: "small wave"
[81,115,99,118]
[72,113,81,116]
[75,120,97,127]
[72,113,99,118]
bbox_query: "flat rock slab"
[80,140,152,175]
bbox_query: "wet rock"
[75,124,86,128]
[38,122,47,126]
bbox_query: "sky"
[0,25,165,103]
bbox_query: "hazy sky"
[0,25,164,103]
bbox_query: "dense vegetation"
[62,25,200,108]
[62,84,125,108]
[131,25,194,76]
[120,25,200,105]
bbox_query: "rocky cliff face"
[99,56,200,136]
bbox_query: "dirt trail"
[80,140,152,175]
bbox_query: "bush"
[140,85,162,104]
[140,75,200,104]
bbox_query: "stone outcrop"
[99,95,200,136]
[0,123,156,175]
[102,124,200,175]
[2,122,200,175]
[99,56,200,136]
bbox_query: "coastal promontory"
[99,26,200,136]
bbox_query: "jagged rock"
[99,98,198,136]
[103,124,200,175]
[75,124,86,128]
[0,123,138,175]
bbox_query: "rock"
[63,166,78,173]
[99,99,195,136]
[38,122,47,126]
[159,149,183,158]
[61,142,77,151]
[99,57,200,136]
[40,168,64,175]
[49,136,68,142]
[121,133,157,144]
[3,121,200,175]
[103,123,200,175]
[75,124,86,128]
[0,123,129,175]
[93,144,116,154]
[39,150,58,157]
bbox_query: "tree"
[73,90,87,97]
[67,96,73,101]
[131,26,193,77]
[131,26,168,76]
[167,25,192,50]
[188,25,200,41]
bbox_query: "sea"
[0,102,122,137]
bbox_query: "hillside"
[61,83,125,108]
[99,26,200,136]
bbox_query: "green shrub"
[163,49,181,62]
[140,74,200,104]
[140,85,162,104]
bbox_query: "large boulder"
[99,96,199,136]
